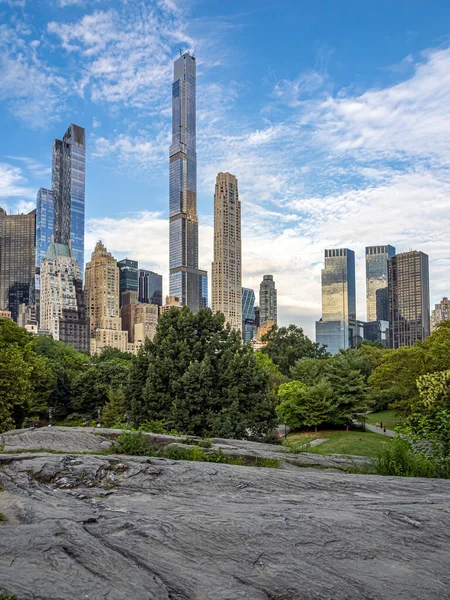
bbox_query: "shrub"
[0,591,17,600]
[0,512,5,521]
[376,437,443,478]
[116,430,154,456]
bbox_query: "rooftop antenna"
[179,48,182,56]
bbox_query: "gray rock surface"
[0,438,449,599]
[1,427,113,453]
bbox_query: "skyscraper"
[430,297,450,330]
[259,275,277,325]
[212,172,242,330]
[365,245,396,321]
[36,188,54,268]
[118,258,138,307]
[84,241,128,354]
[169,52,207,312]
[0,207,36,322]
[52,123,86,274]
[315,248,356,355]
[242,287,257,342]
[138,269,163,306]
[388,251,430,348]
[40,239,89,352]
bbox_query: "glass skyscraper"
[242,287,257,342]
[52,123,86,275]
[138,269,163,307]
[36,188,54,268]
[388,251,430,348]
[169,52,207,312]
[315,248,356,355]
[118,259,138,307]
[365,245,395,322]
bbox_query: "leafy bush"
[116,430,154,456]
[375,437,447,478]
[0,591,18,600]
[0,512,5,521]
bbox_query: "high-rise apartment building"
[169,52,207,312]
[121,303,158,344]
[40,239,89,351]
[388,251,430,348]
[259,275,277,326]
[242,287,257,343]
[365,245,396,322]
[430,297,450,330]
[212,172,242,330]
[118,258,138,307]
[315,248,356,355]
[52,123,86,274]
[0,207,36,322]
[84,241,128,354]
[138,269,163,306]
[36,188,54,268]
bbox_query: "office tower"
[138,269,163,306]
[200,271,208,308]
[212,173,242,330]
[259,275,277,325]
[121,303,158,344]
[254,305,260,328]
[40,239,89,351]
[0,207,36,322]
[169,52,207,311]
[315,248,356,355]
[365,245,396,322]
[430,297,450,330]
[52,123,86,274]
[118,258,138,307]
[17,303,37,331]
[388,251,430,348]
[84,241,128,354]
[242,287,257,343]
[36,188,55,268]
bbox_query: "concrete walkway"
[365,423,395,438]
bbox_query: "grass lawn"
[365,410,403,431]
[287,429,390,458]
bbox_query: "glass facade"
[315,248,356,354]
[0,208,36,322]
[365,245,395,321]
[388,251,430,348]
[169,52,204,312]
[36,188,54,268]
[259,275,277,325]
[242,287,257,342]
[52,124,86,275]
[118,259,138,307]
[138,269,163,306]
[200,271,208,308]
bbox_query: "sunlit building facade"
[212,172,242,330]
[52,123,86,274]
[0,207,36,322]
[365,245,395,322]
[315,248,356,354]
[430,297,450,330]
[169,52,207,311]
[259,275,277,325]
[388,251,430,348]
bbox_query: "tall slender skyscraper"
[117,258,138,307]
[388,251,430,348]
[242,287,257,342]
[169,52,207,312]
[36,188,54,268]
[259,275,277,325]
[0,207,36,322]
[52,123,86,274]
[365,245,395,322]
[315,248,356,354]
[212,172,242,330]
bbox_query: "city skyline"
[1,1,450,338]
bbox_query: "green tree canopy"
[261,324,329,376]
[277,380,336,431]
[128,307,277,440]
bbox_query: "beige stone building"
[160,295,182,314]
[0,309,12,320]
[430,297,450,330]
[121,302,158,343]
[211,172,242,330]
[85,241,129,355]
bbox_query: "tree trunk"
[315,425,318,433]
[346,424,349,431]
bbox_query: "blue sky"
[1,0,450,338]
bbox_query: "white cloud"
[0,162,31,199]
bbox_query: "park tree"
[102,387,128,427]
[129,307,277,440]
[261,324,329,376]
[254,352,289,392]
[290,356,328,386]
[277,380,336,431]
